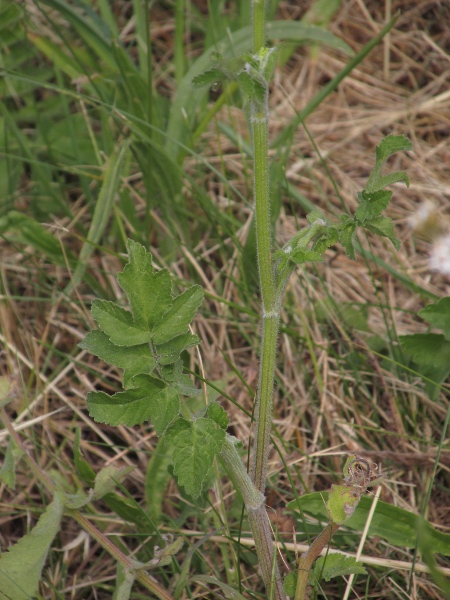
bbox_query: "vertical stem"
[248,3,286,599]
[253,0,267,53]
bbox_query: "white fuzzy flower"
[429,235,450,277]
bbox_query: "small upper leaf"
[365,134,412,194]
[363,216,401,250]
[355,190,392,223]
[191,68,226,88]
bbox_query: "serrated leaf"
[73,428,96,487]
[0,494,63,599]
[365,134,412,193]
[206,402,229,429]
[419,297,450,340]
[236,71,266,104]
[164,417,226,498]
[191,68,226,88]
[152,285,203,344]
[91,299,151,346]
[312,227,339,254]
[288,493,450,554]
[93,465,135,500]
[117,240,173,330]
[355,190,392,223]
[363,216,400,250]
[79,330,156,378]
[400,333,450,368]
[161,363,202,396]
[0,438,23,490]
[155,332,201,365]
[311,553,366,583]
[375,134,413,164]
[87,375,180,433]
[290,248,324,264]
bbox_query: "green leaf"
[113,563,135,600]
[73,428,96,487]
[91,299,151,346]
[283,570,297,596]
[206,402,229,429]
[145,437,173,522]
[79,330,156,381]
[87,375,180,433]
[93,465,135,500]
[338,215,357,260]
[164,417,226,498]
[161,361,202,396]
[288,493,450,555]
[68,140,130,292]
[290,248,324,264]
[365,134,412,193]
[155,332,201,366]
[355,190,392,223]
[363,216,400,250]
[0,438,23,490]
[419,297,450,340]
[326,484,361,524]
[0,375,16,407]
[191,68,226,88]
[117,240,173,330]
[152,285,204,344]
[400,333,450,368]
[0,494,63,599]
[311,554,366,583]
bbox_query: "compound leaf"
[0,494,63,599]
[164,417,226,498]
[87,375,180,433]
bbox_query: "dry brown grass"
[1,1,450,598]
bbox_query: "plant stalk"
[295,521,341,600]
[248,2,286,598]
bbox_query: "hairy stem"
[295,521,341,600]
[248,506,286,600]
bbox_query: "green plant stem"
[248,2,287,598]
[0,407,174,600]
[295,521,340,600]
[248,506,286,600]
[252,0,266,52]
